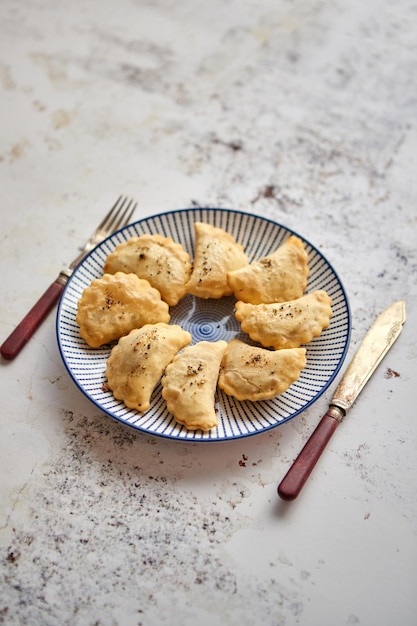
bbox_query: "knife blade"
[278,300,406,501]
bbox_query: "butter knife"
[278,300,406,501]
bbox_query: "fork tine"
[96,195,126,231]
[112,198,137,231]
[97,196,136,235]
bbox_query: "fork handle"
[1,276,67,360]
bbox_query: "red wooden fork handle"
[1,278,65,360]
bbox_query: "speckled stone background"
[1,1,416,625]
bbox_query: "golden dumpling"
[185,222,248,299]
[105,323,192,412]
[235,290,332,349]
[76,272,170,347]
[161,340,228,431]
[218,339,306,401]
[227,235,309,304]
[104,233,192,306]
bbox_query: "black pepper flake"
[6,550,19,563]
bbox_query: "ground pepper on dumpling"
[104,233,192,306]
[218,339,307,401]
[76,272,170,347]
[235,290,332,349]
[185,222,248,299]
[161,340,228,431]
[105,323,192,412]
[227,235,309,304]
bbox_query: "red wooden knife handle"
[1,278,65,360]
[278,407,343,501]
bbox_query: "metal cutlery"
[278,300,406,500]
[1,195,137,360]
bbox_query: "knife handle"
[278,407,343,501]
[1,277,66,360]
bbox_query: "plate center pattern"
[169,295,241,344]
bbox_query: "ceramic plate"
[57,208,351,441]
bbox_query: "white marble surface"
[1,0,416,624]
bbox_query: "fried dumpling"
[104,233,192,306]
[227,235,309,304]
[185,222,248,299]
[105,323,192,412]
[76,272,170,347]
[161,340,228,431]
[235,290,332,349]
[218,339,306,401]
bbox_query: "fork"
[1,195,137,360]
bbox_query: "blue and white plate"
[57,208,351,441]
